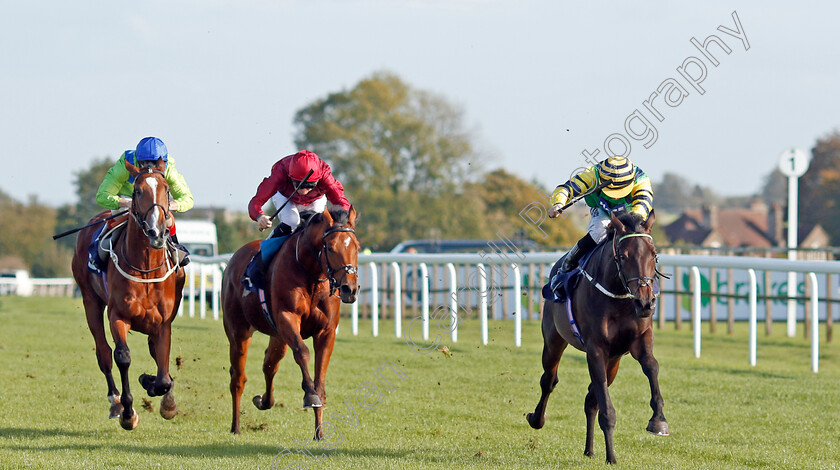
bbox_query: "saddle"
[542,244,599,303]
[87,218,128,275]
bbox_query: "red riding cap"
[288,151,324,181]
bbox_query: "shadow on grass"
[682,365,796,380]
[0,427,581,467]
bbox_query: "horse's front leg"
[253,336,288,411]
[585,347,619,464]
[276,312,321,409]
[527,310,568,430]
[630,329,669,436]
[111,319,139,430]
[311,325,337,440]
[583,357,621,461]
[140,326,174,397]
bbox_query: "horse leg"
[111,319,139,430]
[630,330,670,436]
[225,319,253,434]
[584,348,619,464]
[81,293,122,418]
[253,336,287,410]
[138,326,177,418]
[140,327,174,397]
[527,312,568,430]
[276,313,320,409]
[584,357,620,460]
[311,327,337,440]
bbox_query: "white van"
[176,220,218,257]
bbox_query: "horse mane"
[607,212,646,240]
[330,209,350,226]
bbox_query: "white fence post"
[199,264,207,319]
[513,263,522,348]
[351,295,359,336]
[478,263,488,346]
[188,263,195,318]
[692,266,701,358]
[748,269,757,366]
[420,263,429,341]
[392,262,402,339]
[447,263,458,343]
[369,262,379,337]
[809,272,819,373]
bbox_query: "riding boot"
[242,254,267,295]
[169,234,191,267]
[560,234,597,273]
[269,222,293,239]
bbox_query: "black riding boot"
[560,234,597,273]
[170,234,191,267]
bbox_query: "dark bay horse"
[527,211,669,464]
[71,159,185,430]
[222,207,359,439]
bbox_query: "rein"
[294,216,358,297]
[579,232,658,301]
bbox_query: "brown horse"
[527,211,669,464]
[222,207,359,439]
[71,159,185,430]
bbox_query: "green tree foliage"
[215,214,257,254]
[800,131,840,244]
[292,72,584,250]
[294,71,477,196]
[0,194,71,276]
[53,157,114,251]
[652,172,723,212]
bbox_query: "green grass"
[1,296,839,469]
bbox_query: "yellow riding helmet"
[598,156,635,199]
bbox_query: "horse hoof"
[108,396,123,419]
[303,394,322,408]
[646,420,670,436]
[140,374,155,397]
[120,409,139,430]
[526,412,544,429]
[160,391,177,420]
[253,395,274,410]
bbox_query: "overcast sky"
[1,0,837,212]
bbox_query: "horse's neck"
[292,229,325,281]
[593,237,623,290]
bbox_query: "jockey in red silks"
[243,150,351,293]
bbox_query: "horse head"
[308,206,360,303]
[125,158,170,250]
[609,210,657,317]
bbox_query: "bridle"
[295,215,358,296]
[611,232,658,301]
[130,168,171,238]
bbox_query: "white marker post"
[777,148,810,338]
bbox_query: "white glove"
[169,200,179,212]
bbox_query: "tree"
[53,157,114,251]
[0,194,71,276]
[800,131,840,243]
[760,168,787,206]
[294,71,478,196]
[293,72,484,250]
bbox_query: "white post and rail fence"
[3,252,838,372]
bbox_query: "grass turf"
[0,296,838,469]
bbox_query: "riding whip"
[52,209,129,240]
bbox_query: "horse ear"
[643,210,656,233]
[154,158,166,172]
[124,158,140,178]
[322,207,334,226]
[348,205,357,226]
[609,211,624,233]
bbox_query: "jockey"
[243,150,351,292]
[93,137,194,268]
[548,156,653,272]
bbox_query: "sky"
[2,0,838,212]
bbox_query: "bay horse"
[71,158,185,430]
[527,211,669,464]
[222,206,359,439]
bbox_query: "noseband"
[130,168,171,238]
[612,233,657,302]
[295,217,358,297]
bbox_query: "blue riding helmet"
[135,137,168,161]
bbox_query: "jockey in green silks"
[90,137,194,270]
